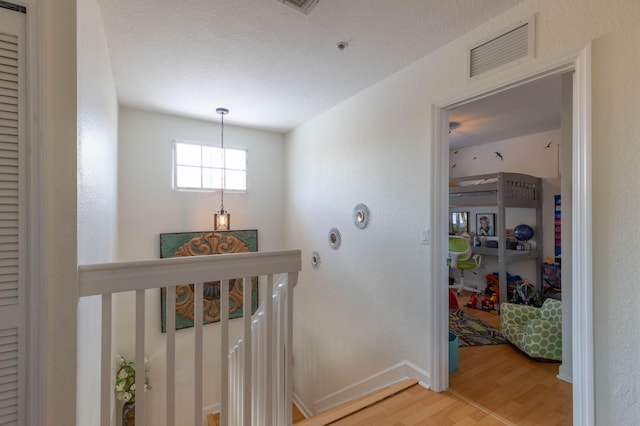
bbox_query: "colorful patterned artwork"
[160,230,258,332]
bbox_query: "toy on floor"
[466,291,499,312]
[466,273,498,312]
[466,292,481,309]
[513,279,541,306]
[484,273,499,295]
[481,292,499,312]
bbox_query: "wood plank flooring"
[213,292,572,425]
[298,292,572,425]
[448,293,572,425]
[293,403,306,423]
[295,379,419,426]
[450,344,572,425]
[326,384,507,425]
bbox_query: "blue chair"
[448,236,482,294]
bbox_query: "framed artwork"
[159,230,259,332]
[450,211,469,234]
[476,214,495,237]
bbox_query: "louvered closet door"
[0,5,26,426]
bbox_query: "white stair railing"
[228,275,293,426]
[77,250,301,426]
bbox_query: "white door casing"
[0,5,27,425]
[429,45,593,426]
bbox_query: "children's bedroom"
[445,73,573,423]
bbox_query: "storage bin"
[449,331,459,373]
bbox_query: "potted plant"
[115,355,150,425]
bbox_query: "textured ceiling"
[97,0,526,132]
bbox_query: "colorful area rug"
[449,308,508,347]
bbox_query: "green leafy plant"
[115,355,150,403]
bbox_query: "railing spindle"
[276,282,286,423]
[194,282,203,425]
[285,273,295,426]
[220,279,229,426]
[166,285,176,426]
[100,294,112,426]
[265,274,274,424]
[135,289,146,425]
[77,250,301,426]
[243,276,252,426]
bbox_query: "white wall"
[286,78,432,408]
[591,10,640,423]
[448,129,562,288]
[76,0,119,425]
[286,0,640,423]
[116,107,285,425]
[117,107,285,260]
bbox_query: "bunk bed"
[449,172,542,304]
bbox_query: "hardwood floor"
[448,292,572,425]
[455,292,501,330]
[449,345,572,425]
[326,384,507,425]
[298,292,572,425]
[214,292,572,425]
[293,403,306,423]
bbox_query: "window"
[174,141,247,191]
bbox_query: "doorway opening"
[429,46,593,425]
[445,73,573,423]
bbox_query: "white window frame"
[173,139,247,192]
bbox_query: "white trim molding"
[571,42,593,426]
[309,361,430,415]
[430,44,594,425]
[428,105,451,392]
[11,0,47,423]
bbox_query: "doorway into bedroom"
[444,72,574,424]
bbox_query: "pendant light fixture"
[214,107,230,231]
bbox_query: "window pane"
[176,165,201,188]
[174,141,247,191]
[225,149,246,170]
[202,146,222,168]
[176,143,201,166]
[202,167,222,189]
[225,170,246,191]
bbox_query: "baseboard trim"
[557,364,573,383]
[293,393,314,419]
[311,360,430,414]
[296,378,418,426]
[203,360,432,423]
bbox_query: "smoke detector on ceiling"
[278,0,319,14]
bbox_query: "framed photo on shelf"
[476,213,495,236]
[450,211,469,234]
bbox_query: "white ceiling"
[97,0,528,133]
[448,75,562,149]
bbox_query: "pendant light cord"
[219,111,225,211]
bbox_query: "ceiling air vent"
[467,15,535,80]
[278,0,319,14]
